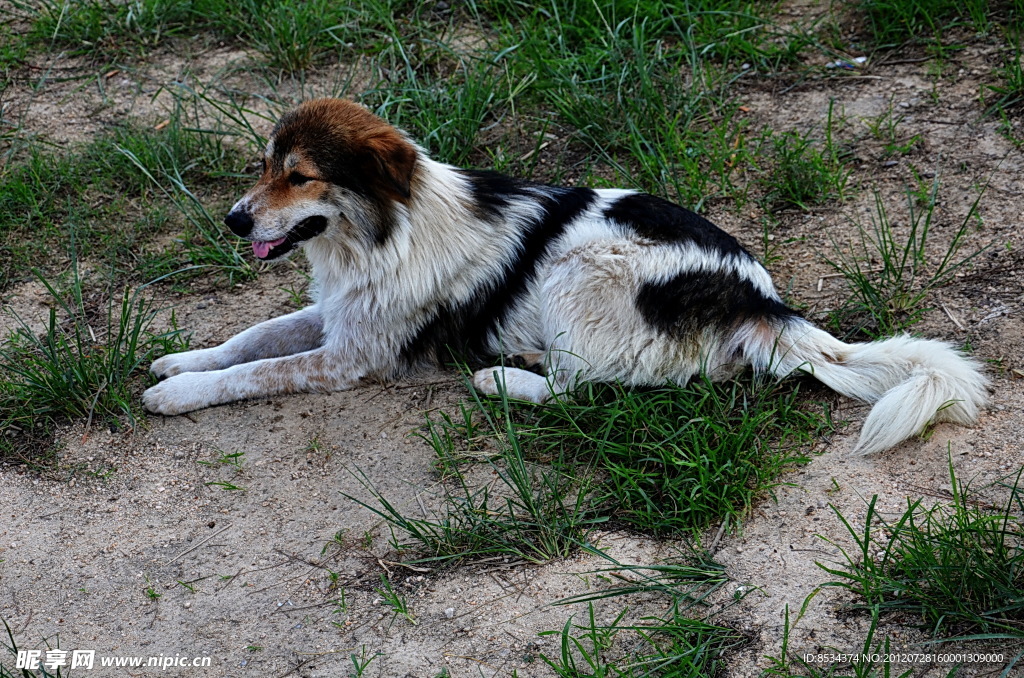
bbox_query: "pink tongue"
[253,237,287,259]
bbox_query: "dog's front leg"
[151,307,323,378]
[142,347,357,415]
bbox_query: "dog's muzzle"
[246,216,329,261]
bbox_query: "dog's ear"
[362,129,417,202]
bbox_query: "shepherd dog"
[142,98,988,454]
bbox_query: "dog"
[142,98,988,454]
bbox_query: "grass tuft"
[374,574,417,626]
[758,123,850,210]
[345,383,602,566]
[860,101,922,159]
[825,181,987,336]
[983,40,1024,120]
[0,252,188,461]
[527,15,748,207]
[819,458,1024,641]
[362,47,506,167]
[20,0,432,68]
[470,0,815,207]
[469,377,831,536]
[539,547,741,676]
[763,602,916,678]
[347,374,830,567]
[540,602,740,677]
[117,146,254,284]
[855,0,1010,47]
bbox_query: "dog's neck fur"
[304,152,535,321]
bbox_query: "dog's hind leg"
[504,352,547,373]
[472,365,553,403]
[151,307,323,379]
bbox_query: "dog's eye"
[290,173,314,186]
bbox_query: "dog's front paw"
[151,349,222,379]
[143,372,221,415]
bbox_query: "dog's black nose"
[224,210,254,237]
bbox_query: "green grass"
[490,4,751,207]
[0,255,188,462]
[361,48,507,168]
[855,0,1020,47]
[318,0,812,207]
[6,0,823,216]
[553,549,730,610]
[825,181,987,337]
[0,112,246,290]
[349,0,810,197]
[763,603,915,678]
[757,120,850,211]
[1,620,60,678]
[0,96,255,462]
[17,0,810,75]
[819,459,1024,643]
[347,646,381,677]
[983,39,1024,123]
[203,0,425,72]
[118,145,254,285]
[479,0,810,69]
[859,101,922,159]
[540,602,740,677]
[346,389,602,566]
[467,377,831,536]
[0,22,31,76]
[17,0,430,69]
[374,574,417,626]
[348,375,830,568]
[24,0,196,56]
[538,549,741,676]
[0,141,153,289]
[211,0,347,71]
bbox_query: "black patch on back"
[459,170,533,222]
[637,270,797,340]
[604,193,747,256]
[398,181,597,366]
[607,192,797,338]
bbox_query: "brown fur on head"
[268,99,417,202]
[225,98,419,259]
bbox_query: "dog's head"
[225,98,418,260]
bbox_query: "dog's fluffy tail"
[742,316,988,455]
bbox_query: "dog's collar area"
[251,216,328,260]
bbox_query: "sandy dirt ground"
[1,16,1023,678]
